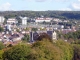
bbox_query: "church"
[29,30,57,42]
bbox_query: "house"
[9,33,23,42]
[7,18,18,24]
[53,18,62,22]
[35,18,52,23]
[5,24,12,31]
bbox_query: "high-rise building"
[21,17,27,25]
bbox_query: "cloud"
[69,0,80,11]
[71,3,80,10]
[22,0,46,2]
[0,2,11,11]
[54,0,68,2]
[59,0,80,11]
[23,0,69,2]
[59,8,72,11]
[78,0,80,2]
[35,0,69,2]
[35,0,47,2]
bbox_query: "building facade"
[21,17,27,25]
[0,16,5,23]
[52,31,57,40]
[30,30,57,42]
[35,18,52,23]
[7,18,18,24]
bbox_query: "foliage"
[25,27,30,31]
[55,40,74,60]
[32,28,38,32]
[0,50,4,60]
[56,31,63,39]
[2,39,75,60]
[3,44,31,60]
[0,42,5,50]
[36,33,52,42]
[22,34,30,42]
[16,16,22,24]
[1,11,80,20]
[73,44,80,60]
[16,29,20,32]
[7,44,13,47]
[29,39,63,60]
[63,30,80,42]
[0,27,4,32]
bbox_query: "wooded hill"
[0,11,80,20]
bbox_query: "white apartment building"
[0,16,5,23]
[35,18,52,23]
[21,17,27,25]
[7,18,18,24]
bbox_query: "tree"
[0,42,5,60]
[55,40,74,60]
[0,50,4,60]
[22,34,30,42]
[16,29,20,32]
[0,27,4,32]
[32,28,38,32]
[63,30,80,40]
[28,39,63,60]
[73,44,80,60]
[2,39,74,60]
[3,44,31,60]
[25,27,29,31]
[0,42,5,50]
[36,33,52,42]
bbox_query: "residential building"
[21,17,27,25]
[0,16,5,23]
[53,18,62,22]
[35,18,52,23]
[7,18,18,24]
[5,24,12,31]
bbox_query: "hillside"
[0,11,80,20]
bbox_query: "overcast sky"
[0,0,80,11]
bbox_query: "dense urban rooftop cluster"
[0,15,78,45]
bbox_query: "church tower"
[52,31,57,40]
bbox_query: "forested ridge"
[0,11,80,20]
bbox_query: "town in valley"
[0,12,78,46]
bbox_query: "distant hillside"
[0,11,80,20]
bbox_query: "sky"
[0,0,80,11]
